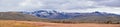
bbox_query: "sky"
[0,0,120,14]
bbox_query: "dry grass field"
[0,20,120,27]
[0,20,40,27]
[34,22,120,27]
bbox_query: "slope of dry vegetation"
[0,12,42,21]
[0,20,40,27]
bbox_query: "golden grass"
[0,20,120,27]
[0,20,40,27]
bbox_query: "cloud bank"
[0,0,120,14]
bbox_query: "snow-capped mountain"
[22,10,120,19]
[22,10,72,19]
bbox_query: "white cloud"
[19,0,43,7]
[0,0,120,14]
[59,0,97,9]
[0,0,43,11]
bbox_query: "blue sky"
[0,0,120,14]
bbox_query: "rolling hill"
[0,12,42,21]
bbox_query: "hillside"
[0,12,42,21]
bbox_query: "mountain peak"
[94,11,101,13]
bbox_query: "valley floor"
[0,20,120,27]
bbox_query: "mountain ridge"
[21,10,120,24]
[22,10,120,19]
[0,10,119,24]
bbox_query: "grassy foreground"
[0,20,120,27]
[0,20,40,27]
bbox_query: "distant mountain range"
[21,10,120,24]
[0,10,120,24]
[22,10,120,19]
